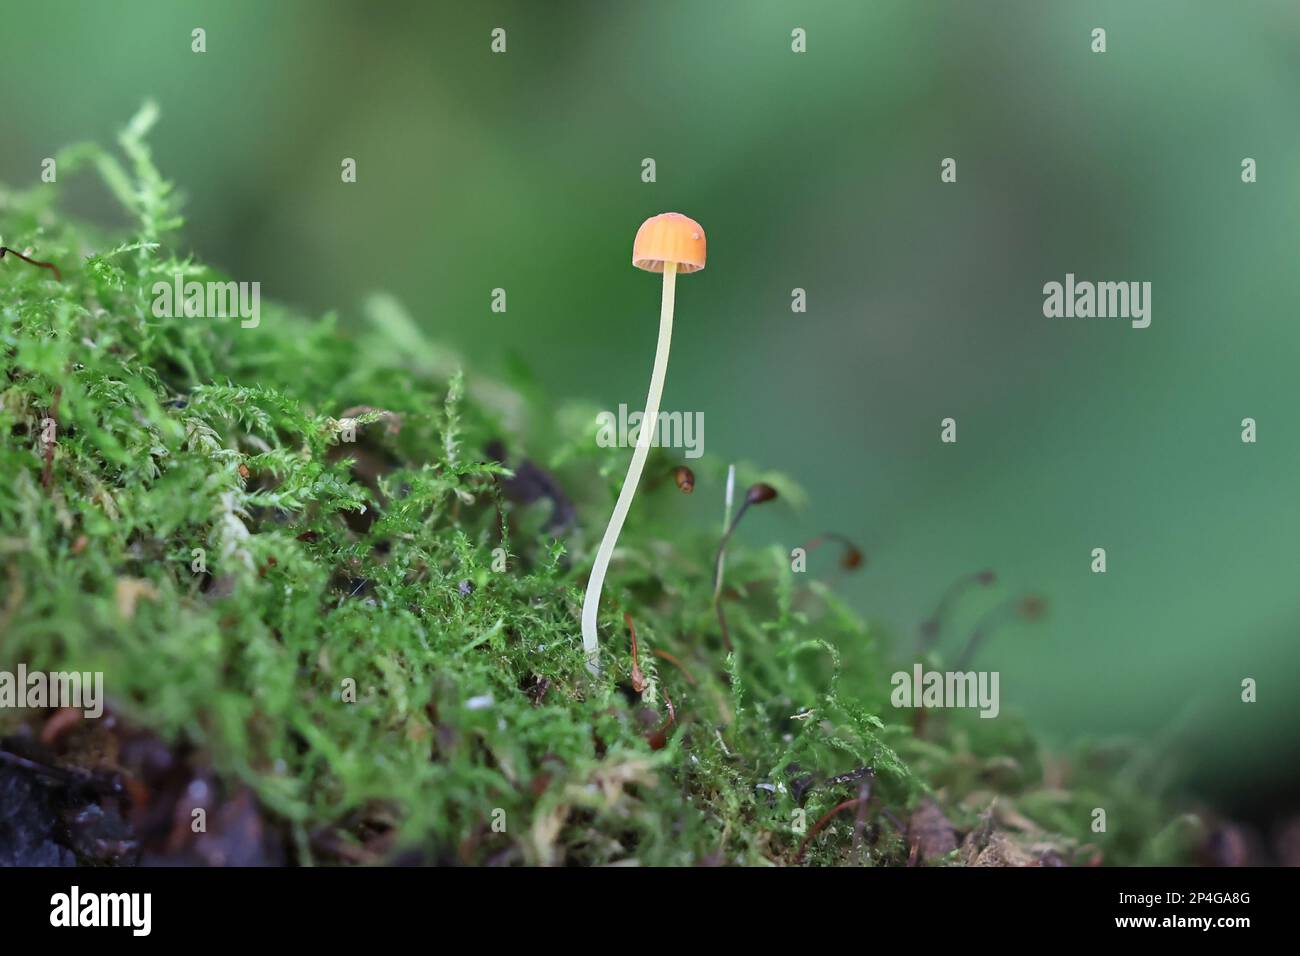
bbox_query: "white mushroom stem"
[581,262,678,676]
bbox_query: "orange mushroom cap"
[633,212,706,274]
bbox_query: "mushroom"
[580,212,707,675]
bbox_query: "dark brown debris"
[907,798,958,865]
[487,440,576,533]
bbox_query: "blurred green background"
[4,0,1298,816]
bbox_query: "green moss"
[0,105,1191,866]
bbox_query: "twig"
[0,748,119,795]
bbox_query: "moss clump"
[0,105,1195,866]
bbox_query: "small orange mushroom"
[630,212,706,274]
[581,213,706,675]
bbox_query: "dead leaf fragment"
[908,798,957,864]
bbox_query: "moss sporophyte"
[0,246,62,281]
[580,213,706,676]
